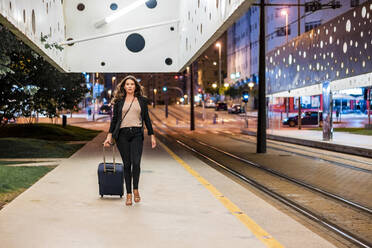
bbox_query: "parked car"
[205,99,216,108]
[283,111,323,127]
[99,104,112,115]
[215,102,228,111]
[228,104,245,114]
[0,113,16,124]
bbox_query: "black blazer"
[109,95,154,140]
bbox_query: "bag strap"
[120,97,135,124]
[102,145,116,173]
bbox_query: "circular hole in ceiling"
[32,9,36,34]
[145,0,157,9]
[101,62,106,66]
[126,33,145,53]
[66,37,75,46]
[170,26,174,31]
[77,3,85,11]
[110,3,118,10]
[165,58,173,65]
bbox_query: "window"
[276,26,291,36]
[351,0,359,7]
[305,20,322,32]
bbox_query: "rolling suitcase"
[98,145,124,198]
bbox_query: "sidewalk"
[0,132,268,248]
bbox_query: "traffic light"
[252,74,258,84]
[242,91,249,103]
[305,1,322,12]
[163,86,167,92]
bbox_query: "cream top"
[120,98,142,128]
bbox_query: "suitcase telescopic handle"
[102,145,116,173]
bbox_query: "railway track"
[150,110,372,247]
[157,107,372,173]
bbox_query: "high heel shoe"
[126,194,132,206]
[133,189,141,203]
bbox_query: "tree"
[0,24,88,124]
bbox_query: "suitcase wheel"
[100,195,103,198]
[120,195,123,198]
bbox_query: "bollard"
[213,113,218,124]
[62,115,67,127]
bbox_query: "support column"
[257,0,266,153]
[322,82,333,141]
[190,64,195,131]
[286,97,289,118]
[367,88,371,129]
[298,97,301,130]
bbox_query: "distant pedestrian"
[103,75,156,206]
[336,108,340,122]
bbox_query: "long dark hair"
[111,75,144,104]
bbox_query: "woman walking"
[103,75,156,206]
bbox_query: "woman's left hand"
[151,135,156,149]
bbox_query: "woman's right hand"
[103,137,113,147]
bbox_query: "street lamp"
[281,9,289,43]
[281,9,289,118]
[248,82,254,90]
[111,76,117,102]
[212,83,217,89]
[153,88,157,108]
[224,83,229,88]
[215,42,222,92]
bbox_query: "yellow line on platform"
[159,141,284,248]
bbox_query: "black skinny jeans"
[116,127,143,194]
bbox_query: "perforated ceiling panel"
[266,2,372,95]
[178,0,253,71]
[0,0,66,71]
[0,0,253,73]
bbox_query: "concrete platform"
[242,128,372,158]
[0,132,337,248]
